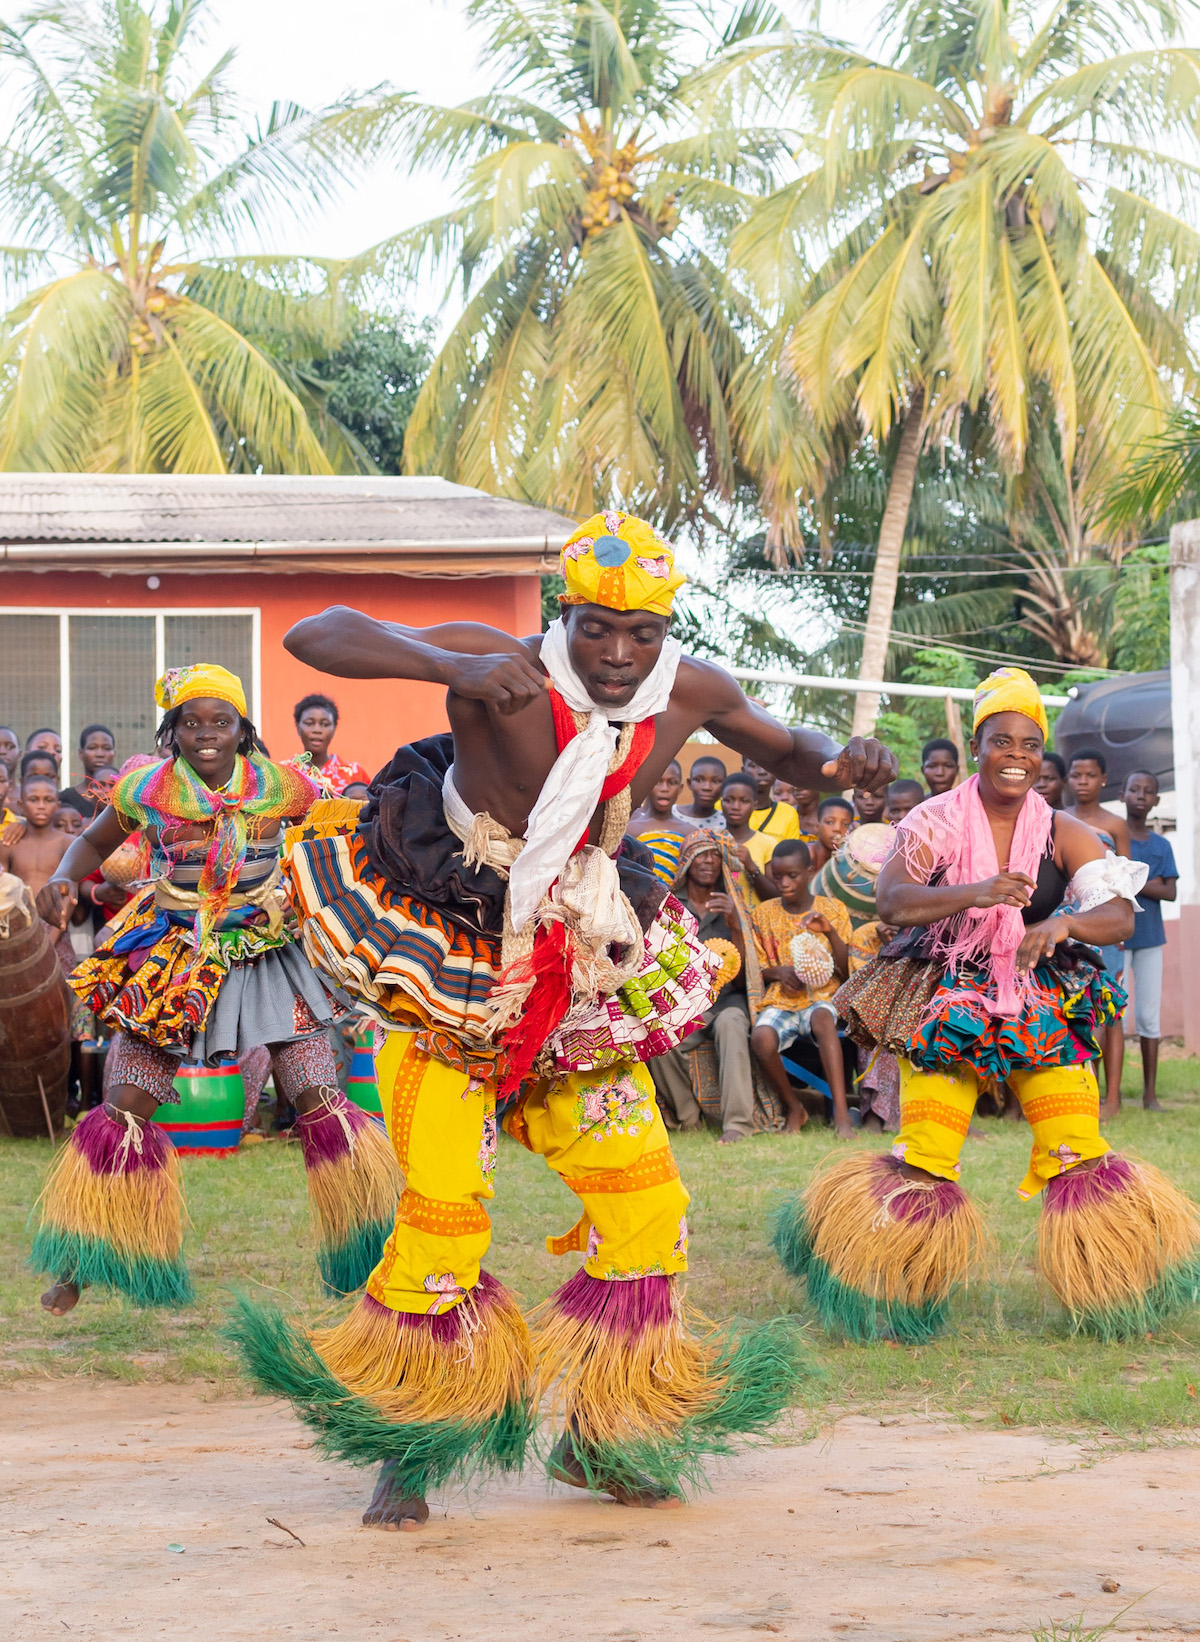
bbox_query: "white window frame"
[0,605,261,761]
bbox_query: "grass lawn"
[3,1057,1200,1437]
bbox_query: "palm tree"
[0,0,389,473]
[720,0,1200,731]
[358,0,785,524]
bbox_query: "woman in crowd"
[58,724,117,820]
[284,693,370,795]
[774,667,1198,1345]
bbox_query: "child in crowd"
[53,806,84,836]
[852,784,887,825]
[0,725,19,783]
[25,727,62,768]
[626,759,696,885]
[740,757,801,840]
[885,778,925,823]
[1120,770,1177,1114]
[809,795,853,872]
[1036,750,1067,808]
[781,783,820,842]
[0,774,74,966]
[750,839,853,1137]
[1065,747,1131,1115]
[718,771,778,907]
[341,782,371,800]
[921,737,960,795]
[673,754,727,832]
[0,763,15,830]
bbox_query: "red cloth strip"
[548,688,658,802]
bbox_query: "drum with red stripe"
[154,1059,246,1155]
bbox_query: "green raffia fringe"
[225,1294,535,1496]
[317,1219,393,1298]
[769,1194,950,1346]
[29,1228,194,1309]
[554,1316,816,1501]
[1066,1251,1200,1343]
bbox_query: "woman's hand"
[970,871,1035,909]
[36,879,77,930]
[91,881,126,908]
[1016,914,1070,973]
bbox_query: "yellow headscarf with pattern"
[155,663,247,718]
[559,510,686,616]
[972,666,1048,740]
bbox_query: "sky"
[200,0,881,271]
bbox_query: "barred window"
[0,609,257,783]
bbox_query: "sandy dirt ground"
[2,1381,1199,1641]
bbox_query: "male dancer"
[231,512,895,1529]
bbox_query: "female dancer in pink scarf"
[774,667,1200,1343]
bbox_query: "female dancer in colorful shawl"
[33,664,399,1315]
[228,511,896,1529]
[774,667,1200,1345]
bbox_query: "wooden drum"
[154,1059,246,1155]
[0,873,71,1136]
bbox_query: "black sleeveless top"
[1024,815,1069,925]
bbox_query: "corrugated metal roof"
[0,473,576,547]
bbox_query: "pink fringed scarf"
[893,776,1054,1016]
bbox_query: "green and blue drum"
[154,1058,246,1155]
[344,1023,383,1120]
[812,822,895,927]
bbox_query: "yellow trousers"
[892,1058,1109,1200]
[369,1032,690,1315]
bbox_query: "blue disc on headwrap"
[593,534,631,567]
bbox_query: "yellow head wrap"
[972,666,1048,740]
[559,510,686,617]
[155,663,247,719]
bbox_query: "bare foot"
[784,1108,808,1134]
[548,1433,682,1509]
[1143,1096,1165,1111]
[718,1129,748,1146]
[361,1460,429,1531]
[861,1113,884,1133]
[41,1281,80,1316]
[833,1122,855,1141]
[1099,1100,1121,1122]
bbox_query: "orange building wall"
[0,569,542,778]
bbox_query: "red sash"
[548,688,658,806]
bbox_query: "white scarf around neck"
[506,617,682,930]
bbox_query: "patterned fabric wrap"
[835,946,1124,1081]
[111,752,318,948]
[633,828,685,886]
[70,882,343,1058]
[281,751,370,797]
[672,830,765,1021]
[287,830,718,1081]
[906,955,1125,1080]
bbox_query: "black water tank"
[1052,670,1172,801]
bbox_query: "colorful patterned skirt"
[835,949,1125,1081]
[286,827,718,1084]
[69,886,345,1062]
